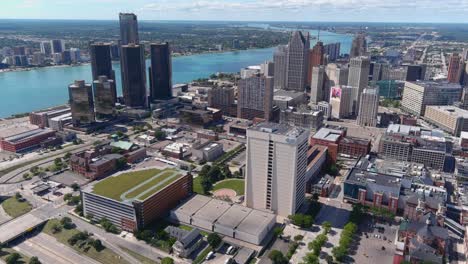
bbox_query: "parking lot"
[351,216,397,264]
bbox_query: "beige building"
[237,74,274,120]
[330,85,354,119]
[245,122,308,217]
[424,105,468,136]
[357,87,379,127]
[347,56,370,114]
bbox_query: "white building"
[245,122,308,217]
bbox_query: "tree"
[161,257,174,264]
[268,250,288,264]
[154,130,166,141]
[29,257,41,264]
[302,252,319,264]
[273,227,283,238]
[92,239,104,251]
[71,183,80,191]
[14,192,22,201]
[207,233,222,249]
[322,221,332,233]
[22,173,30,180]
[64,152,72,160]
[60,217,73,229]
[64,193,73,201]
[75,204,83,216]
[6,253,20,264]
[86,213,94,221]
[116,157,128,170]
[100,218,119,233]
[135,229,153,242]
[332,246,347,262]
[294,235,304,241]
[54,158,62,166]
[51,222,62,234]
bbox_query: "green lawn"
[119,247,158,264]
[1,197,32,218]
[93,169,180,201]
[126,170,180,200]
[42,219,129,264]
[0,248,29,264]
[213,179,245,195]
[193,246,212,264]
[193,177,204,194]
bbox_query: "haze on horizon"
[0,0,467,23]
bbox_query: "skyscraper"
[90,43,116,102]
[347,56,370,114]
[93,76,116,119]
[307,41,324,86]
[245,122,308,217]
[40,41,52,56]
[310,66,326,104]
[350,33,367,58]
[50,39,64,54]
[357,87,379,127]
[324,42,340,61]
[237,74,274,120]
[273,45,288,90]
[119,13,139,45]
[447,53,463,84]
[68,80,95,125]
[120,44,147,108]
[286,31,310,91]
[330,86,353,119]
[149,43,172,101]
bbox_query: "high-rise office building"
[93,76,116,119]
[310,66,326,104]
[120,44,147,108]
[286,31,310,91]
[70,48,81,63]
[68,80,95,125]
[50,39,64,54]
[357,87,379,127]
[350,33,367,58]
[245,122,308,217]
[149,43,172,101]
[447,53,464,84]
[61,50,72,64]
[237,74,274,121]
[307,41,324,86]
[348,56,370,114]
[330,85,353,119]
[401,81,462,116]
[110,44,120,60]
[273,45,288,90]
[261,61,275,77]
[119,13,139,45]
[324,43,340,61]
[40,41,52,56]
[90,43,117,103]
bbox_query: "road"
[15,233,101,264]
[68,214,191,264]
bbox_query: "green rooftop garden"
[92,168,182,202]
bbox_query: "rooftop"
[192,199,231,223]
[249,122,306,138]
[3,128,54,143]
[312,127,343,142]
[89,168,183,203]
[215,204,252,229]
[426,105,468,118]
[236,209,276,236]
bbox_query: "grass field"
[126,171,179,200]
[42,219,129,264]
[1,197,32,218]
[213,179,245,195]
[92,168,180,201]
[193,177,204,194]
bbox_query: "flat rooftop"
[3,128,54,143]
[89,168,183,202]
[312,127,343,142]
[426,105,468,118]
[249,122,306,138]
[192,198,231,222]
[173,195,212,217]
[236,209,276,236]
[215,204,252,228]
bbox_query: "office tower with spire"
[273,45,288,90]
[93,76,116,119]
[350,33,367,58]
[310,66,326,104]
[90,43,117,102]
[237,74,274,121]
[120,44,147,108]
[149,43,172,101]
[68,80,95,126]
[286,31,310,91]
[348,56,370,114]
[307,41,324,86]
[119,13,139,45]
[245,122,309,217]
[357,87,379,127]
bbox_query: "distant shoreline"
[0,46,279,74]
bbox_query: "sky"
[0,0,467,23]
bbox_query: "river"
[0,30,352,118]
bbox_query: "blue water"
[0,30,352,118]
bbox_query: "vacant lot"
[1,196,32,218]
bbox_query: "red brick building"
[0,128,56,153]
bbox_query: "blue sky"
[0,0,467,23]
